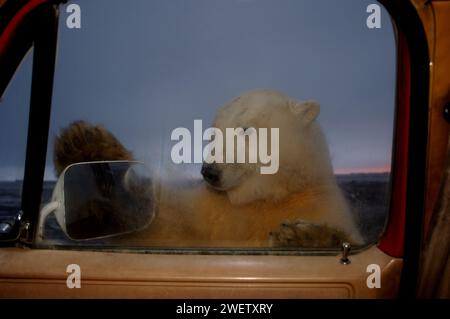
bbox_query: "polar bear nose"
[201,163,221,186]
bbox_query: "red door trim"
[378,30,411,258]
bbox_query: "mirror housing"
[37,161,155,241]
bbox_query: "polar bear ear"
[289,99,320,125]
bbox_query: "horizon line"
[334,166,391,175]
[1,169,391,182]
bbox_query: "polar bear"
[53,89,364,248]
[138,89,364,247]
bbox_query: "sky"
[0,0,396,181]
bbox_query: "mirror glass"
[63,161,154,240]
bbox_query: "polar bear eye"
[242,127,256,135]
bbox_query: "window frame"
[377,0,430,298]
[0,0,61,244]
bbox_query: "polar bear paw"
[269,219,349,248]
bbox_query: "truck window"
[30,0,396,253]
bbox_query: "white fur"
[131,89,364,247]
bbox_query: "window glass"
[0,51,33,221]
[38,0,396,252]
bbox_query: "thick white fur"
[125,89,364,247]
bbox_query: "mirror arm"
[35,201,59,244]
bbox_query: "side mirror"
[37,161,155,241]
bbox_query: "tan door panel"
[0,246,401,298]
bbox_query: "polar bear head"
[201,89,335,205]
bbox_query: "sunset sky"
[0,0,396,181]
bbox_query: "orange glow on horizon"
[334,165,391,174]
